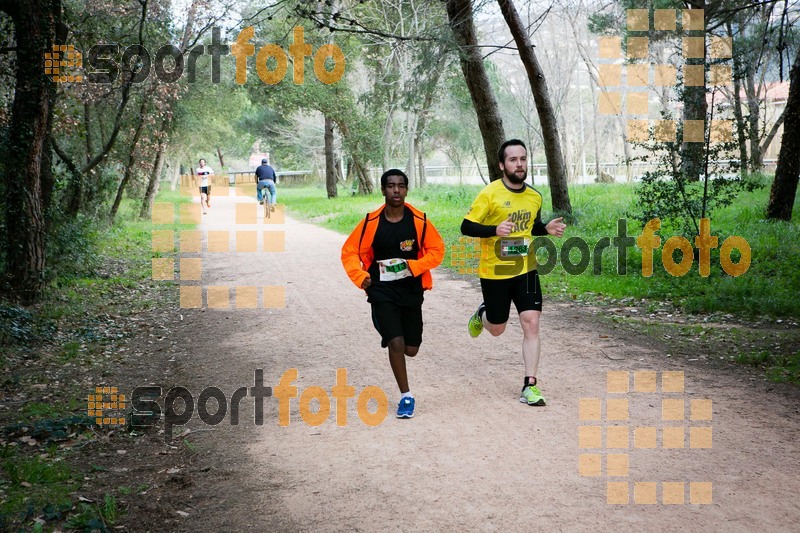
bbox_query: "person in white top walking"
[196,158,214,214]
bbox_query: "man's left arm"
[531,208,566,237]
[406,220,445,276]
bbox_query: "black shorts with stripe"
[480,269,542,325]
[370,301,423,348]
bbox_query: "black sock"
[524,376,537,387]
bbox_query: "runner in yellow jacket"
[341,169,444,419]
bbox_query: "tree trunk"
[745,67,763,172]
[406,113,417,187]
[729,21,749,174]
[170,160,181,191]
[443,0,505,182]
[1,0,58,302]
[498,0,572,213]
[110,99,148,222]
[417,141,426,188]
[568,14,630,183]
[353,157,373,194]
[760,107,785,162]
[41,16,66,218]
[55,0,145,217]
[140,136,166,218]
[589,76,601,181]
[413,54,445,190]
[334,156,344,185]
[682,68,706,181]
[324,115,337,198]
[335,118,373,194]
[216,146,225,169]
[382,102,394,171]
[680,4,707,182]
[560,114,573,183]
[766,47,800,221]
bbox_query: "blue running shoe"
[396,397,415,418]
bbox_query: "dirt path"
[158,193,800,531]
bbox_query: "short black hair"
[380,168,409,188]
[199,158,205,163]
[497,139,527,164]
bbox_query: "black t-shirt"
[366,207,423,305]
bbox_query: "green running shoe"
[468,303,485,338]
[520,384,546,406]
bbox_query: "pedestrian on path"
[461,139,566,406]
[341,169,445,419]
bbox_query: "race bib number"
[500,238,530,258]
[378,258,411,281]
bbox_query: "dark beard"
[503,166,528,185]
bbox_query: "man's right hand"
[360,276,371,289]
[496,216,514,237]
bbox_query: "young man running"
[341,169,444,419]
[461,139,566,406]
[196,158,214,214]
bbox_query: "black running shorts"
[370,301,423,348]
[480,269,542,325]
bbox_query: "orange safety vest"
[341,203,444,290]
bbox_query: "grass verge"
[0,188,192,531]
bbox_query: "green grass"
[0,187,193,530]
[64,494,118,531]
[0,448,78,528]
[280,181,800,318]
[736,351,800,384]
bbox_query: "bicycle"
[261,188,272,220]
